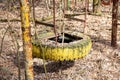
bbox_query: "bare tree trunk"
[111,0,118,48]
[64,0,68,10]
[87,0,89,11]
[93,0,101,15]
[71,0,75,8]
[63,0,67,14]
[19,0,34,80]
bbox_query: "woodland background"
[0,0,120,80]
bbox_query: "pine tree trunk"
[93,0,101,15]
[19,0,34,80]
[111,0,118,47]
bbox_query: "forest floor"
[0,1,120,80]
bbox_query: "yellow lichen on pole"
[19,0,34,80]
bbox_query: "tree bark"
[19,0,34,80]
[93,0,101,15]
[111,0,118,47]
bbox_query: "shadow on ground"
[12,51,75,73]
[33,60,75,73]
[13,51,25,69]
[90,35,111,46]
[65,16,85,22]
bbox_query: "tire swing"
[32,31,92,61]
[32,0,92,61]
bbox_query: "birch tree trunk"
[111,0,118,47]
[19,0,34,80]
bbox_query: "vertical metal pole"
[53,0,57,44]
[32,0,37,39]
[84,0,87,33]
